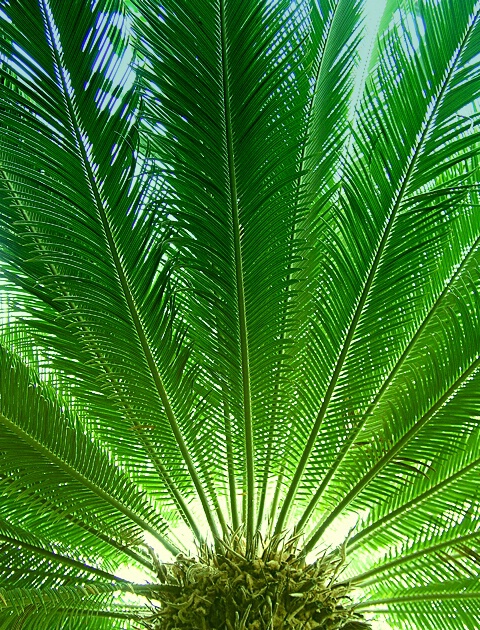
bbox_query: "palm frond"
[0,0,216,538]
[0,584,147,630]
[291,0,480,547]
[0,344,176,552]
[357,579,480,630]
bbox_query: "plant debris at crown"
[144,533,371,630]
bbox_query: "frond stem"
[356,589,480,609]
[0,165,202,543]
[296,222,480,534]
[222,389,240,530]
[0,410,179,555]
[0,475,156,572]
[267,0,351,534]
[219,0,255,551]
[346,453,480,555]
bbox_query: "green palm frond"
[0,584,148,630]
[0,345,175,553]
[0,0,479,628]
[357,578,480,630]
[291,0,480,531]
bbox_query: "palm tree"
[0,0,479,627]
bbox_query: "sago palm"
[0,0,479,627]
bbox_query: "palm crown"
[0,0,480,628]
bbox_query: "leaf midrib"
[219,0,254,547]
